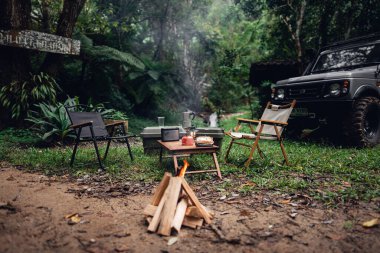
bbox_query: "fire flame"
[178,160,190,177]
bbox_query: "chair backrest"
[66,107,109,138]
[161,128,180,142]
[256,100,296,136]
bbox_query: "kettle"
[182,111,195,129]
[181,128,196,146]
[181,135,195,146]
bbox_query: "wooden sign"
[0,30,80,55]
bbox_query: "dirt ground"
[0,165,379,253]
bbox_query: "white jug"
[182,111,195,128]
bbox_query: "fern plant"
[77,33,145,70]
[0,72,61,119]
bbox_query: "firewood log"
[171,197,188,233]
[147,179,171,232]
[151,172,171,206]
[182,216,204,229]
[180,178,212,224]
[157,177,183,236]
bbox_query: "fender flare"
[353,85,380,99]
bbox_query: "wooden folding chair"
[225,100,296,168]
[65,105,134,170]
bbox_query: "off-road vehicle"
[271,34,380,147]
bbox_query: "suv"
[271,34,380,147]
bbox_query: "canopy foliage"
[0,0,379,125]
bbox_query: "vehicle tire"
[350,97,380,147]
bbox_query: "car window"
[311,43,380,73]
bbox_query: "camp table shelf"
[157,140,222,179]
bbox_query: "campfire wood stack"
[144,172,214,236]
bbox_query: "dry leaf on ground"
[362,218,379,228]
[167,237,178,246]
[279,199,291,204]
[65,213,81,225]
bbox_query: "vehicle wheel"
[351,97,380,147]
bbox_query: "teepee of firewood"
[144,163,214,236]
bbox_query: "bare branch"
[295,0,306,39]
[280,15,297,42]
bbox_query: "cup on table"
[158,117,165,127]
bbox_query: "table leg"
[173,155,179,175]
[212,153,222,179]
[159,147,163,166]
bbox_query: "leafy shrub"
[0,128,40,146]
[0,72,60,119]
[255,80,274,109]
[207,63,249,112]
[78,98,124,119]
[242,82,260,119]
[103,109,129,120]
[26,98,77,144]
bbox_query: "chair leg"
[103,138,112,161]
[159,147,163,166]
[90,126,104,170]
[125,137,133,161]
[225,139,235,161]
[121,125,133,161]
[70,128,82,167]
[257,144,265,159]
[104,126,115,161]
[279,139,290,166]
[70,136,80,167]
[244,138,260,168]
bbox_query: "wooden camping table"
[157,140,222,179]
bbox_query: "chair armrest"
[105,121,124,128]
[237,118,260,124]
[260,119,288,126]
[70,121,93,129]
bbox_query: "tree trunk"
[153,0,169,61]
[280,0,307,74]
[40,0,51,33]
[295,0,306,72]
[0,0,32,84]
[40,0,86,77]
[0,0,31,127]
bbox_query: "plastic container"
[140,126,186,154]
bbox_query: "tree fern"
[77,33,145,70]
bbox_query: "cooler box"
[195,127,224,150]
[140,126,186,154]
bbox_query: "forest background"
[1,0,379,130]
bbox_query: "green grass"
[1,113,379,204]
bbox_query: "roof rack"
[321,32,380,51]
